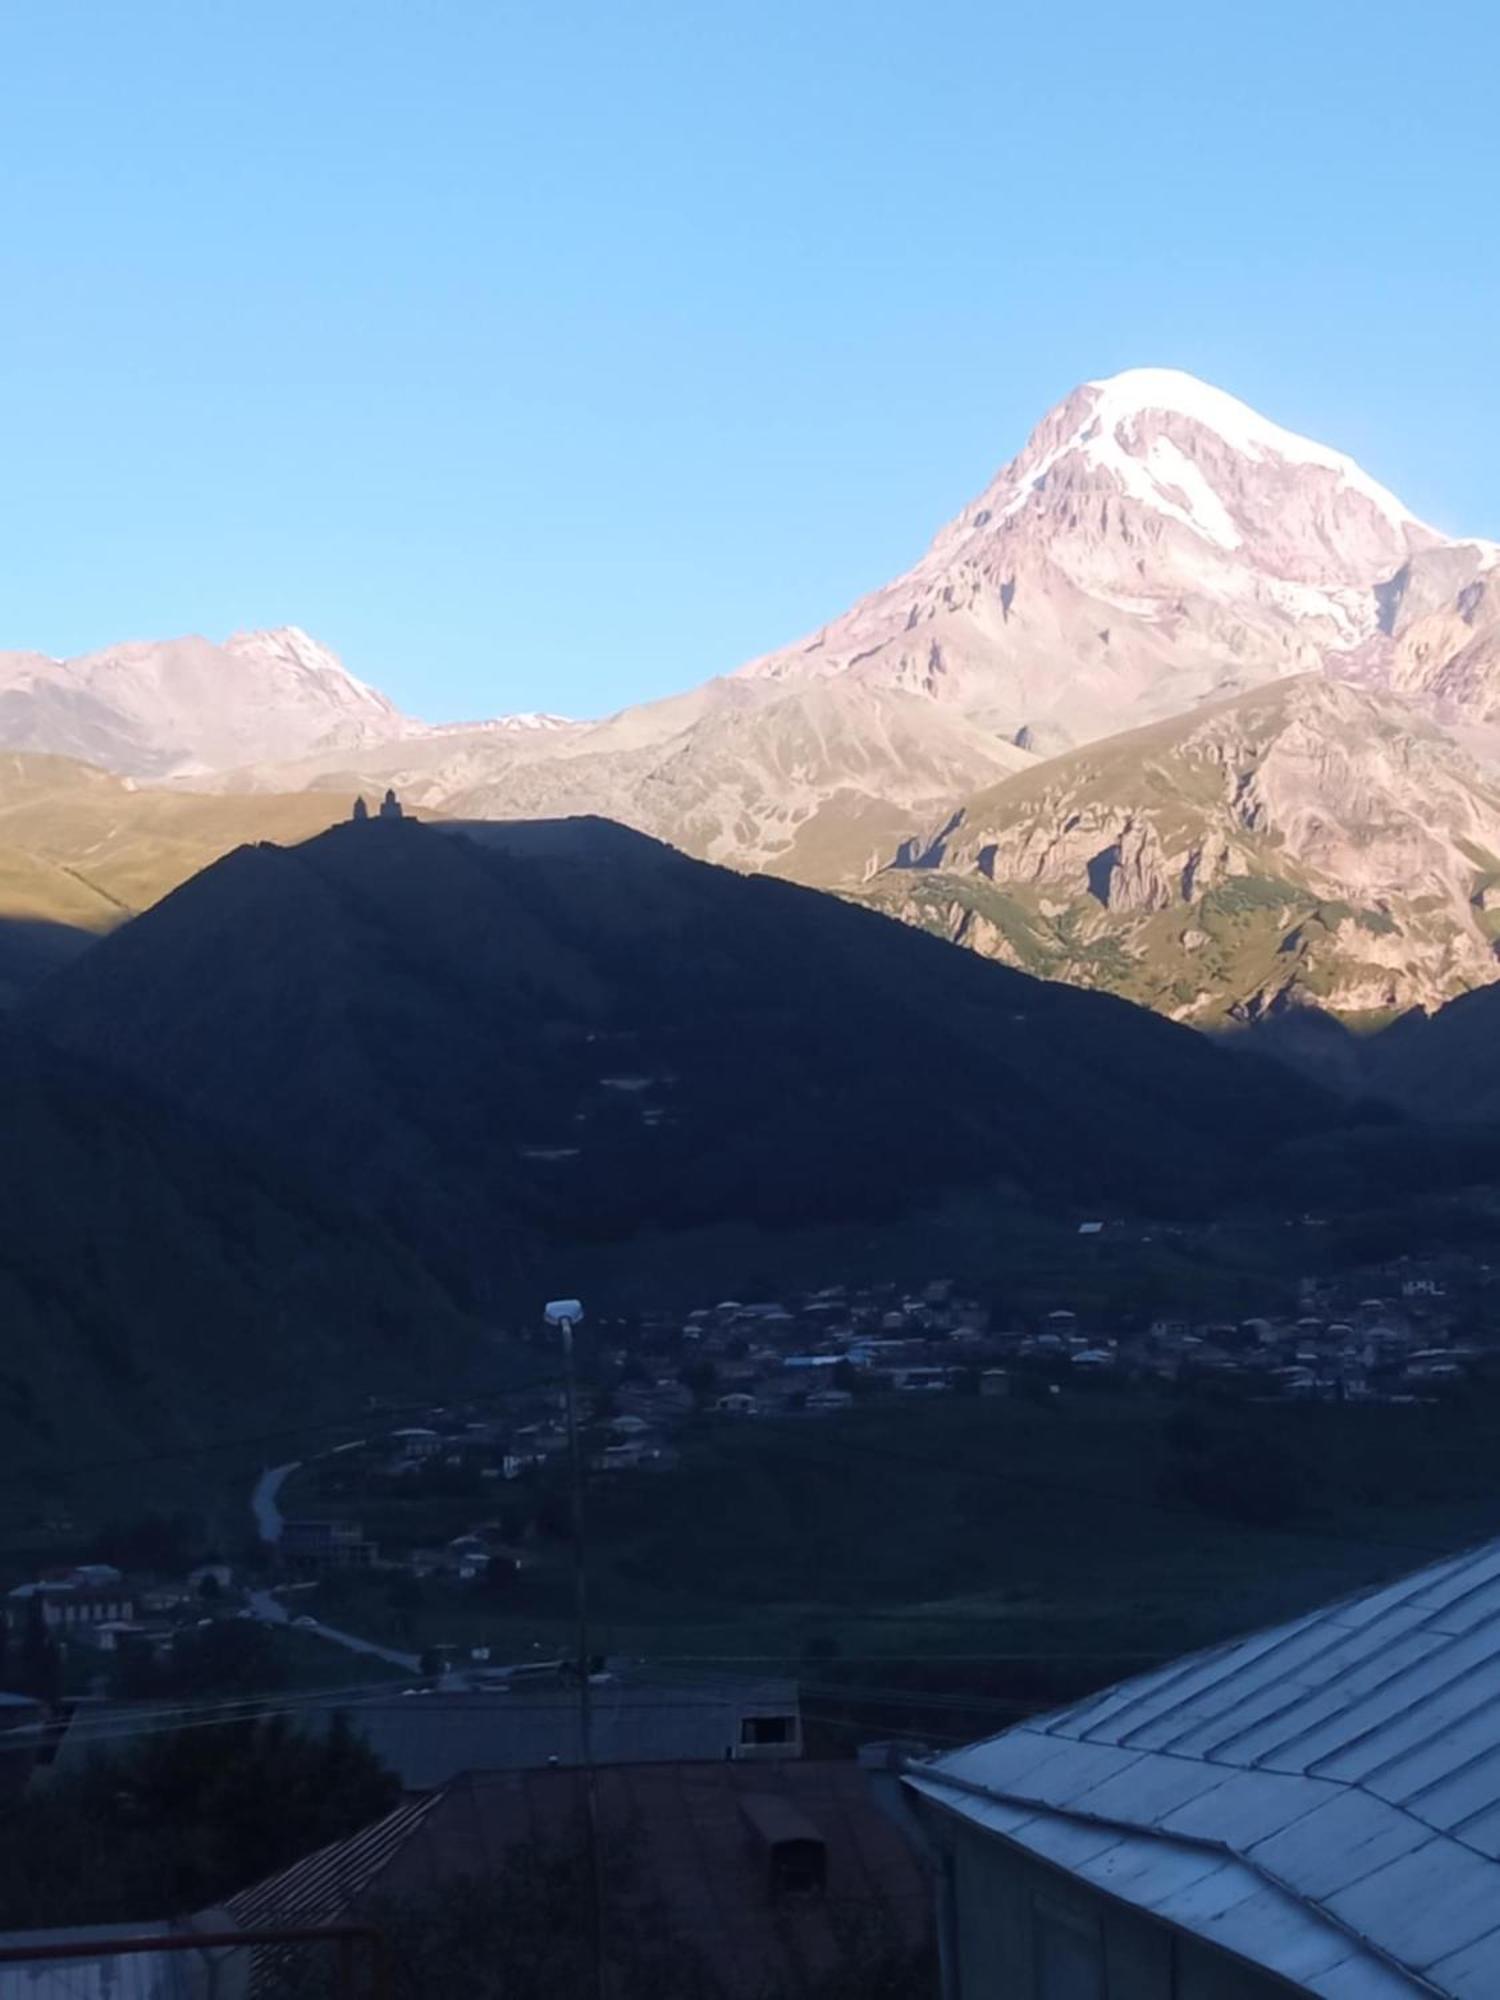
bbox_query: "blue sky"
[3,1,1497,721]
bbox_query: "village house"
[591,1438,674,1473]
[276,1518,378,1572]
[388,1426,443,1462]
[4,1577,135,1633]
[714,1390,760,1417]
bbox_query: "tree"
[478,1556,519,1600]
[0,1714,399,1930]
[384,1571,424,1638]
[535,1487,572,1542]
[112,1617,284,1701]
[351,795,370,822]
[679,1358,718,1405]
[16,1599,62,1708]
[91,1511,202,1575]
[262,1836,936,2000]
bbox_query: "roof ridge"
[1033,1542,1495,1753]
[909,1765,1447,1997]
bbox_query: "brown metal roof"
[232,1760,930,1998]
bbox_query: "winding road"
[248,1454,420,1673]
[250,1460,302,1544]
[245,1588,420,1673]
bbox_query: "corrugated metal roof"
[226,1793,441,1931]
[225,1762,928,1999]
[910,1535,1500,1998]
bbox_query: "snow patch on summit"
[1117,432,1243,550]
[996,366,1422,558]
[1085,368,1424,534]
[224,627,393,706]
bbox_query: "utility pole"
[545,1298,608,2000]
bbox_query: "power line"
[643,1651,1170,1663]
[41,1682,1001,1759]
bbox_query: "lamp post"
[545,1298,607,2000]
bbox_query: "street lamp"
[544,1298,606,2000]
[543,1299,591,1709]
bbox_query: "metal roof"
[226,1794,441,1932]
[908,1536,1500,1998]
[41,1677,800,1795]
[340,1678,799,1791]
[230,1761,929,1999]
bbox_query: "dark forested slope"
[0,1025,481,1498]
[34,816,1324,1301]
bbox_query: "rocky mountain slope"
[737,368,1436,751]
[0,626,412,778]
[32,816,1326,1284]
[10,370,1500,1024]
[200,676,1034,881]
[188,373,1499,915]
[860,676,1500,1022]
[1377,539,1500,724]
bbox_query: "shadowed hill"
[34,816,1327,1298]
[0,916,94,1007]
[0,750,357,960]
[1356,988,1500,1126]
[0,1025,483,1511]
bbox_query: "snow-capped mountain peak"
[1076,367,1423,537]
[733,368,1447,752]
[0,627,414,779]
[222,625,385,699]
[984,366,1429,560]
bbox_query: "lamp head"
[544,1298,585,1328]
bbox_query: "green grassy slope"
[0,751,355,943]
[280,1389,1500,1733]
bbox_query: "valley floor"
[275,1389,1500,1735]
